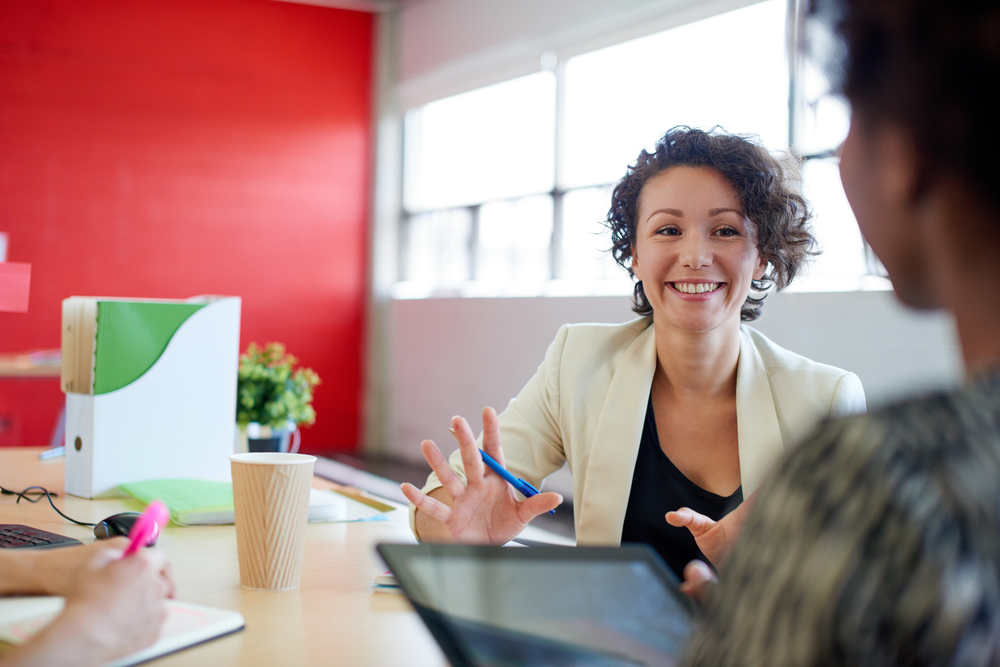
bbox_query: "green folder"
[120,479,234,526]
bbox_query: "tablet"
[377,543,694,667]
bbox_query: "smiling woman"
[402,127,867,581]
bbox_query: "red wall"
[0,0,373,455]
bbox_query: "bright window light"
[476,195,553,284]
[800,158,867,280]
[403,208,473,287]
[560,0,789,190]
[404,72,556,212]
[394,0,882,298]
[796,64,851,156]
[560,186,628,285]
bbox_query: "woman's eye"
[716,227,739,237]
[657,227,681,236]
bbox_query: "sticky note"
[0,263,31,312]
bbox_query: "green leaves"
[236,342,321,428]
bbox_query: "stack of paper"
[120,479,393,525]
[371,571,402,595]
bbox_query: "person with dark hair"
[683,0,1000,663]
[402,126,866,579]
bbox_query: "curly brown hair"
[606,127,816,321]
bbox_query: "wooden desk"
[0,448,449,666]
[0,351,61,378]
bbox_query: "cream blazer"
[412,317,866,545]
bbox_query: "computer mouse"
[93,512,159,546]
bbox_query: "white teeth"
[673,282,721,294]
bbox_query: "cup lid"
[230,453,317,465]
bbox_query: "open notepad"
[0,596,244,666]
[120,479,394,526]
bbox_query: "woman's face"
[632,166,766,334]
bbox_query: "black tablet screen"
[379,544,693,667]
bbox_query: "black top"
[620,395,742,580]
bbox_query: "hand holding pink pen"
[122,500,170,557]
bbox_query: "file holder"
[62,296,241,498]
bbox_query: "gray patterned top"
[686,372,1000,666]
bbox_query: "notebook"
[0,596,244,666]
[377,543,694,667]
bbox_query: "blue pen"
[480,450,556,515]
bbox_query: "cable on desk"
[1,484,96,526]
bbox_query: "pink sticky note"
[0,263,31,313]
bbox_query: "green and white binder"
[61,296,241,498]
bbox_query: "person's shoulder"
[868,373,999,431]
[558,316,652,349]
[741,325,855,379]
[799,377,998,464]
[547,317,653,379]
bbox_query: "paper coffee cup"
[231,452,316,590]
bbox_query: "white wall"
[387,291,962,496]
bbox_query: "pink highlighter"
[122,500,170,557]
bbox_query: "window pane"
[799,158,868,279]
[404,72,556,212]
[403,209,473,287]
[477,195,553,283]
[561,0,789,190]
[560,186,630,288]
[796,61,851,156]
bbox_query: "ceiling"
[269,0,411,12]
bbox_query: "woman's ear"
[753,253,767,281]
[630,245,641,277]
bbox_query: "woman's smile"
[670,281,726,296]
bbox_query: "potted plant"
[236,342,321,453]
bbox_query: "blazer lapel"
[736,327,784,497]
[575,323,657,545]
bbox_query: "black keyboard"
[0,524,82,549]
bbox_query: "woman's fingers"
[480,407,505,466]
[515,491,563,523]
[452,415,486,482]
[420,439,466,500]
[678,559,717,602]
[665,507,717,538]
[141,548,176,600]
[667,506,745,566]
[401,483,453,524]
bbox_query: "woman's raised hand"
[665,491,755,566]
[401,407,562,544]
